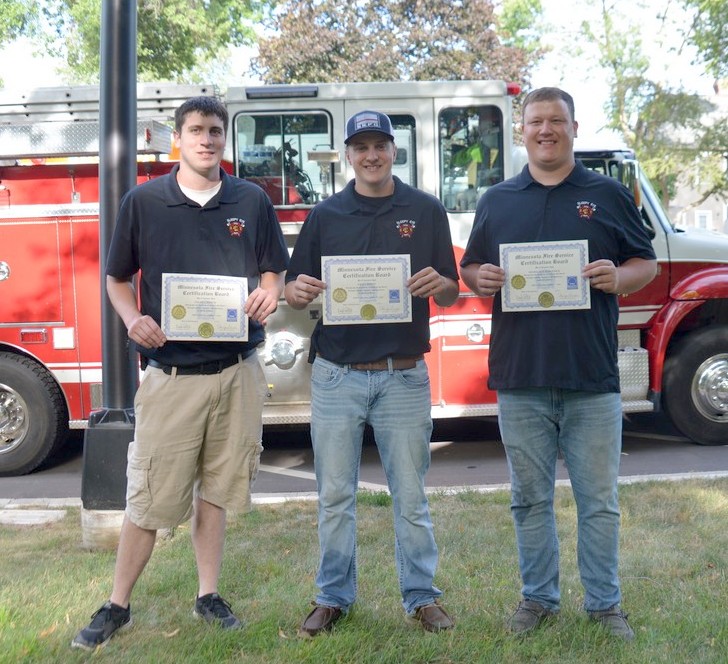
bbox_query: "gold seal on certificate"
[161,273,249,341]
[198,322,215,338]
[499,240,591,312]
[511,275,526,290]
[360,304,377,320]
[538,292,555,308]
[321,255,412,325]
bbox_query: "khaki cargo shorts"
[125,353,266,530]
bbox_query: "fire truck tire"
[662,326,728,445]
[0,352,69,476]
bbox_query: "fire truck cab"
[1,81,727,476]
[574,146,728,447]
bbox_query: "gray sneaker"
[507,599,556,634]
[588,605,635,640]
[71,601,132,651]
[193,593,242,629]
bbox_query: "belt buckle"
[202,360,224,374]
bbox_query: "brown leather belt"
[348,355,423,371]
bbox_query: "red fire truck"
[1,80,727,476]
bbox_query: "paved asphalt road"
[1,413,727,503]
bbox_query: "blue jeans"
[497,388,623,612]
[310,356,442,614]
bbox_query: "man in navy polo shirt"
[72,96,288,650]
[461,87,656,640]
[285,110,459,635]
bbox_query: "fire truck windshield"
[439,104,504,212]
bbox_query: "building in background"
[670,82,728,234]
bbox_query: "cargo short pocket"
[125,447,152,517]
[248,442,264,484]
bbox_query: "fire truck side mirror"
[622,159,642,208]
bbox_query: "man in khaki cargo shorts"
[72,95,289,651]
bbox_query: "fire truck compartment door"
[0,220,62,323]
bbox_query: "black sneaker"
[193,593,242,629]
[71,601,132,651]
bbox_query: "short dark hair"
[174,96,228,134]
[522,87,576,122]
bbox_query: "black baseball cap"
[344,110,395,144]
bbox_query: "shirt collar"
[516,160,587,190]
[337,176,412,214]
[164,164,235,207]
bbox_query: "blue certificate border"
[322,255,411,324]
[501,241,590,311]
[162,273,248,340]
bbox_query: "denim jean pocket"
[394,362,430,389]
[311,358,345,389]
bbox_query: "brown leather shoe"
[298,604,343,637]
[410,603,455,632]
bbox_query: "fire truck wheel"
[662,325,728,445]
[0,352,69,476]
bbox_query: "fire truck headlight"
[265,332,304,370]
[466,323,485,343]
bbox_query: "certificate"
[161,273,248,341]
[500,240,591,312]
[321,254,412,325]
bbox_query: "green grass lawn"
[1,479,727,663]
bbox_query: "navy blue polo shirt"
[460,162,656,393]
[106,164,289,366]
[286,177,458,364]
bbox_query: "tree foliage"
[34,0,269,83]
[681,0,728,80]
[585,0,728,207]
[0,0,41,86]
[0,0,37,42]
[498,0,544,56]
[253,0,543,85]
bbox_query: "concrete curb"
[2,470,728,525]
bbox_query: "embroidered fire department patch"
[226,218,245,237]
[395,219,416,238]
[576,201,597,220]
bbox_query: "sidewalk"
[0,493,320,526]
[4,470,728,526]
[0,498,78,525]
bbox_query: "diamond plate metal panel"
[618,347,649,400]
[0,84,217,123]
[0,119,172,159]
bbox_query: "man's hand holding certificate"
[500,240,591,312]
[161,273,249,341]
[322,255,412,325]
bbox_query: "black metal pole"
[81,0,138,510]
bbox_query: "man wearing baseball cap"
[344,110,395,143]
[285,110,459,636]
